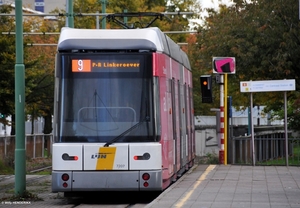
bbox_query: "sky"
[191,0,234,26]
[199,0,234,9]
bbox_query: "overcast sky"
[199,0,234,9]
[189,0,234,26]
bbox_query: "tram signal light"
[200,75,213,103]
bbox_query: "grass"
[30,170,51,175]
[256,145,300,166]
[197,153,219,164]
[0,160,51,202]
[0,160,14,174]
[26,157,52,172]
[0,150,52,175]
[0,190,43,202]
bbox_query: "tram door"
[179,79,187,170]
[171,79,177,175]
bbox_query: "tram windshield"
[56,53,155,143]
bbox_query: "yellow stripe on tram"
[96,147,117,170]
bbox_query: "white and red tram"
[52,27,195,195]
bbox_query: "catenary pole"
[250,92,255,166]
[96,11,99,29]
[101,0,107,29]
[66,0,74,27]
[284,91,288,166]
[14,0,26,196]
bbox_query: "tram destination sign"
[240,79,296,92]
[71,59,140,72]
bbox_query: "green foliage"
[193,0,300,119]
[0,6,56,134]
[0,6,15,124]
[198,153,219,164]
[256,144,300,166]
[288,98,300,131]
[0,159,14,174]
[68,0,198,33]
[0,1,198,135]
[206,152,219,164]
[264,92,300,131]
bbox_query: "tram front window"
[57,54,154,143]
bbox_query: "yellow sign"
[96,147,116,170]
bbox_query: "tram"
[52,27,195,195]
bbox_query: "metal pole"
[96,11,99,29]
[66,0,74,27]
[248,106,251,135]
[284,91,288,166]
[219,75,224,164]
[14,0,26,196]
[101,0,107,29]
[65,0,68,27]
[124,9,128,27]
[250,92,255,166]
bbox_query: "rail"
[230,133,300,166]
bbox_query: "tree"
[0,0,200,135]
[192,0,300,119]
[0,27,15,126]
[0,5,55,135]
[0,6,33,134]
[24,18,57,135]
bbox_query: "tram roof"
[57,27,191,70]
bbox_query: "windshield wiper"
[103,116,149,147]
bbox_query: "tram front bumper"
[52,170,162,192]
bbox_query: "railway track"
[66,191,159,207]
[0,171,162,207]
[29,165,52,173]
[1,163,187,207]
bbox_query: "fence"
[1,132,299,166]
[231,133,300,165]
[0,134,53,162]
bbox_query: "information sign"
[240,79,295,92]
